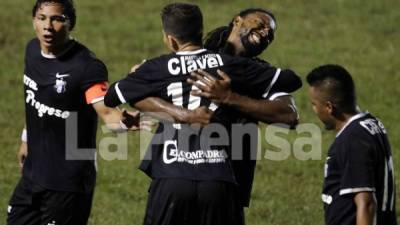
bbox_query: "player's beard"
[240,30,269,57]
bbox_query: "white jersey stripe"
[262,68,281,98]
[339,187,375,195]
[382,159,388,211]
[390,156,395,211]
[115,82,127,104]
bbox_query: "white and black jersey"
[23,38,108,193]
[322,113,397,225]
[105,49,298,183]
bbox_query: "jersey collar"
[336,112,367,138]
[41,38,76,59]
[176,49,207,55]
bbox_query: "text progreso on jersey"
[24,74,70,119]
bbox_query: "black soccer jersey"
[322,113,397,225]
[23,38,108,193]
[105,49,297,183]
[225,57,299,207]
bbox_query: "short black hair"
[307,64,357,114]
[32,0,76,30]
[204,8,276,52]
[161,3,203,45]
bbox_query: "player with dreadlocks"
[186,8,298,224]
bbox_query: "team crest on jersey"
[54,72,69,93]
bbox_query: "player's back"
[323,113,397,225]
[104,48,298,183]
[105,48,289,111]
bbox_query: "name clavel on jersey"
[168,53,224,75]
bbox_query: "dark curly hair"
[32,0,76,30]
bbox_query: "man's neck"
[177,42,202,52]
[41,39,73,56]
[334,110,361,134]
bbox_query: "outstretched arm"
[92,101,141,132]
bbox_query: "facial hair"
[240,30,269,57]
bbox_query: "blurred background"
[0,0,399,224]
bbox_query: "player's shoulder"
[218,52,250,65]
[134,52,176,74]
[340,112,385,142]
[25,38,41,57]
[26,38,39,50]
[252,57,272,66]
[70,40,101,62]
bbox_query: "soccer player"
[105,3,300,225]
[307,64,397,225]
[133,8,298,224]
[7,1,140,225]
[193,9,296,220]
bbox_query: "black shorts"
[7,177,94,225]
[143,178,243,225]
[233,188,246,225]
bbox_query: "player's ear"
[325,101,334,115]
[168,35,180,52]
[162,31,177,52]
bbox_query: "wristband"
[21,128,27,142]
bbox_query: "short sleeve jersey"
[23,39,108,193]
[105,49,291,183]
[322,113,397,225]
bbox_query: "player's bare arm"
[354,192,376,225]
[134,97,213,127]
[188,69,299,126]
[92,101,141,132]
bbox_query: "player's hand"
[185,106,213,127]
[130,59,146,73]
[121,110,155,131]
[188,69,233,104]
[18,142,28,170]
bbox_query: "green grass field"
[1,0,399,224]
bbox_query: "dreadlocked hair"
[204,26,231,52]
